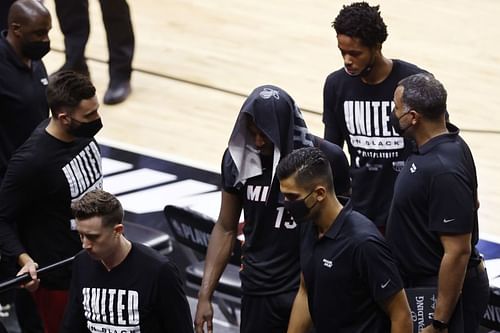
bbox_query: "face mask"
[21,40,50,60]
[343,52,375,77]
[344,63,373,77]
[283,190,317,223]
[390,111,412,136]
[68,118,103,138]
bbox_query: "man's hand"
[421,324,448,333]
[194,297,214,333]
[17,261,39,292]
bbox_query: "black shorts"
[241,290,297,333]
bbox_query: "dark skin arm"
[194,191,242,333]
[421,233,471,333]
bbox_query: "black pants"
[462,264,489,333]
[241,290,296,333]
[54,0,134,83]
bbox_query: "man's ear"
[372,42,382,54]
[10,22,22,37]
[56,109,72,125]
[113,224,124,236]
[315,186,327,202]
[409,110,420,125]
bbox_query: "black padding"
[163,205,241,265]
[124,221,172,255]
[186,261,241,297]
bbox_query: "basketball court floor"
[2,0,500,331]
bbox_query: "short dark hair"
[398,73,447,120]
[277,147,334,193]
[71,190,124,228]
[46,70,96,116]
[332,2,388,48]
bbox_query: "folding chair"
[163,205,241,326]
[124,221,173,256]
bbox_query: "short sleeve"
[322,75,344,146]
[429,172,474,234]
[355,237,404,303]
[221,149,241,195]
[315,137,351,195]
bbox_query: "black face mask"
[21,40,50,60]
[343,52,376,77]
[68,118,103,138]
[283,190,317,223]
[389,111,412,136]
[344,63,373,77]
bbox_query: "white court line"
[104,168,177,195]
[97,137,220,174]
[102,157,133,175]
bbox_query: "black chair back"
[163,205,241,265]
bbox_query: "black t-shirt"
[0,122,102,289]
[301,201,403,333]
[323,59,425,226]
[386,124,481,279]
[61,243,193,333]
[312,135,350,196]
[0,31,49,178]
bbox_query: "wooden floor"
[41,0,500,234]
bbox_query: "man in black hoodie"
[194,85,350,333]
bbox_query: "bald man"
[0,0,51,180]
[0,1,51,332]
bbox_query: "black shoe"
[103,80,131,105]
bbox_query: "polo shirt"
[301,201,403,332]
[386,124,482,280]
[0,30,49,178]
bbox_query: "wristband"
[432,319,448,331]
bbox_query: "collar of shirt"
[417,122,460,155]
[319,199,353,240]
[0,30,31,71]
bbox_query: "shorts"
[240,290,296,333]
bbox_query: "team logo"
[322,258,333,268]
[393,161,405,172]
[259,88,280,100]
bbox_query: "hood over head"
[227,85,313,191]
